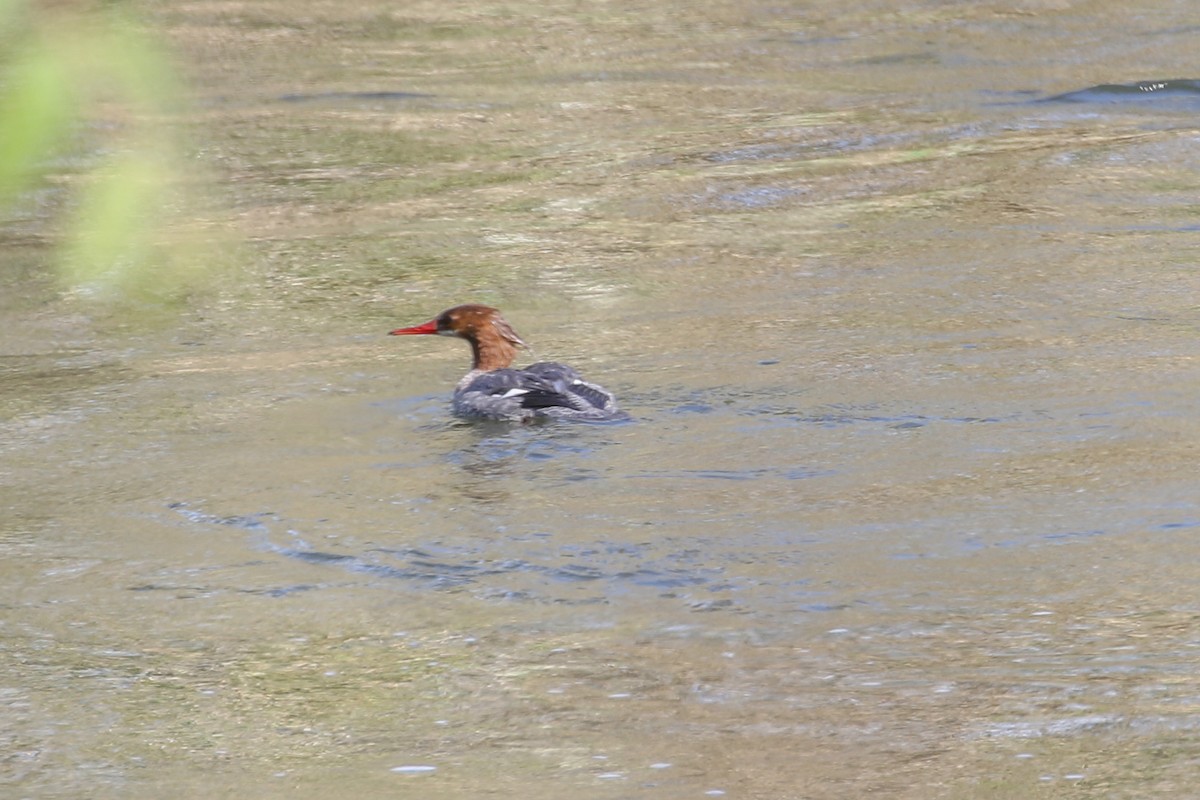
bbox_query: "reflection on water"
[4,0,1200,797]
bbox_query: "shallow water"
[4,1,1200,797]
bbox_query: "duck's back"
[454,362,621,421]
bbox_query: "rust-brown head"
[389,304,528,372]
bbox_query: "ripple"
[1042,79,1200,109]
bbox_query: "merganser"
[389,304,623,422]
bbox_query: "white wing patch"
[500,388,530,399]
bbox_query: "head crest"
[492,315,528,351]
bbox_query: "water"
[3,1,1200,797]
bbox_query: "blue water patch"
[1041,529,1106,542]
[278,91,433,103]
[165,501,825,611]
[1040,79,1200,110]
[167,502,276,531]
[1158,520,1200,531]
[670,403,715,414]
[630,466,831,481]
[694,184,809,212]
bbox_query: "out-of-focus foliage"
[0,0,224,303]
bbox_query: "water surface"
[3,1,1200,797]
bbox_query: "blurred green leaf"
[0,1,227,305]
[0,36,76,206]
[62,148,166,289]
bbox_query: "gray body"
[452,361,623,422]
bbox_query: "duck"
[389,304,623,422]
